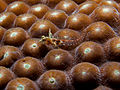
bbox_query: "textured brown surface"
[0,0,120,90]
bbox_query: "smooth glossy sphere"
[5,78,39,90]
[0,66,15,89]
[21,38,49,58]
[28,4,50,19]
[100,0,120,12]
[87,0,102,3]
[44,49,75,70]
[75,41,105,63]
[43,9,68,28]
[0,0,7,13]
[55,0,78,15]
[29,20,59,38]
[54,29,83,50]
[65,13,93,31]
[100,62,120,88]
[0,12,16,29]
[23,0,42,5]
[0,26,6,41]
[71,62,100,89]
[83,21,117,43]
[3,0,24,4]
[76,1,98,15]
[104,37,120,61]
[12,57,45,80]
[37,70,71,90]
[54,29,81,40]
[6,1,29,16]
[14,14,37,30]
[94,85,113,90]
[0,46,22,67]
[41,0,62,8]
[90,6,120,28]
[3,28,29,46]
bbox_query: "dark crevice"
[0,55,4,61]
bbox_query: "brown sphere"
[41,0,62,8]
[43,49,75,70]
[65,13,93,31]
[82,21,117,43]
[90,6,120,29]
[23,0,42,5]
[3,0,24,4]
[71,62,100,89]
[37,70,71,90]
[0,12,16,29]
[5,78,39,90]
[43,9,68,28]
[14,14,37,30]
[0,0,7,13]
[0,46,23,67]
[55,0,78,15]
[94,85,113,90]
[87,0,102,3]
[100,0,120,12]
[12,57,45,80]
[3,27,29,46]
[54,29,81,40]
[75,41,105,64]
[100,62,120,88]
[53,29,83,50]
[0,66,15,89]
[6,1,29,16]
[0,26,6,41]
[73,0,85,4]
[21,38,49,58]
[28,4,50,19]
[29,20,59,38]
[104,37,120,61]
[76,1,98,15]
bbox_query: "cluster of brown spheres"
[0,0,120,90]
